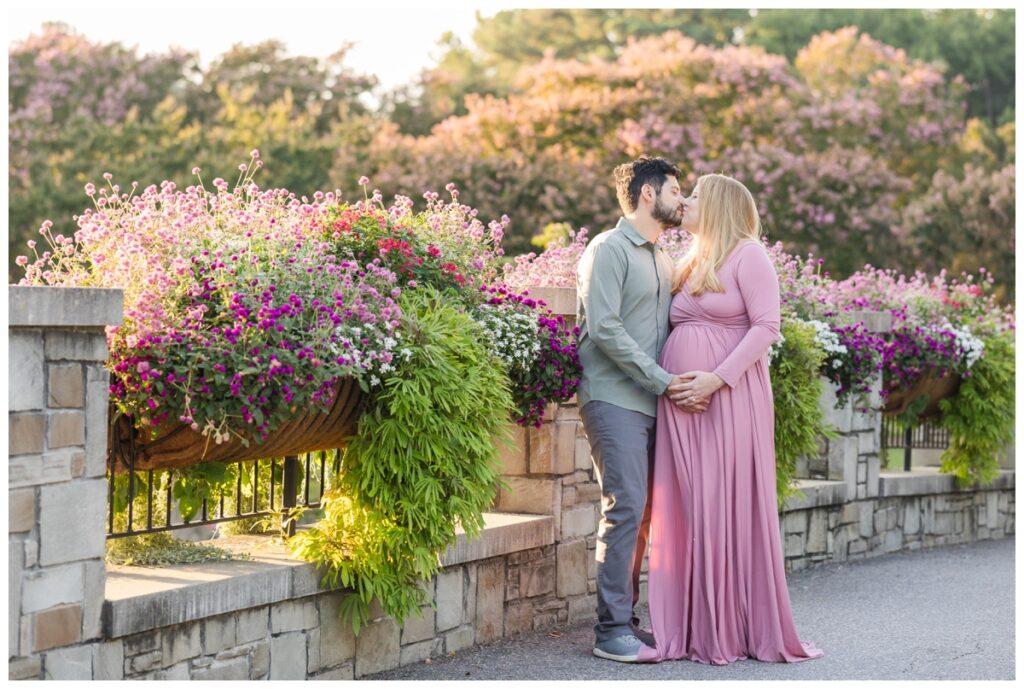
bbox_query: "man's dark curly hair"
[613,156,682,214]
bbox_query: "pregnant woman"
[639,173,823,665]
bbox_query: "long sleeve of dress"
[712,243,781,388]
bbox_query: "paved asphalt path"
[371,538,1015,681]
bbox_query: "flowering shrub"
[475,285,581,427]
[355,28,970,276]
[828,323,885,410]
[20,155,411,445]
[509,227,1013,416]
[17,158,578,446]
[502,226,590,290]
[319,182,508,297]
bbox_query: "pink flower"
[358,176,370,186]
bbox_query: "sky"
[10,0,1010,93]
[7,2,519,93]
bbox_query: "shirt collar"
[617,217,652,247]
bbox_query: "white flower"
[805,319,847,356]
[768,331,786,362]
[940,320,985,369]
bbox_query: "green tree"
[745,9,1015,125]
[381,32,496,136]
[188,40,377,132]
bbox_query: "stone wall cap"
[103,512,553,638]
[833,309,893,334]
[9,286,124,328]
[780,479,848,512]
[879,467,1014,498]
[521,286,575,317]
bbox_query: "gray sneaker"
[630,624,656,649]
[593,634,643,663]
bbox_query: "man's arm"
[578,241,674,395]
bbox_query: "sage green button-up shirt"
[576,217,674,418]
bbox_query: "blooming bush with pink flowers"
[19,156,580,441]
[510,226,1013,410]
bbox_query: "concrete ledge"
[9,286,124,328]
[440,512,554,566]
[833,309,892,333]
[781,479,848,512]
[103,512,553,638]
[879,467,1015,498]
[521,286,575,316]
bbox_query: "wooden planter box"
[107,379,363,473]
[882,372,961,419]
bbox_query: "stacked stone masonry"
[9,287,120,679]
[7,286,1015,679]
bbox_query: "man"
[577,156,708,663]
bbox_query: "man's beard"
[652,197,683,228]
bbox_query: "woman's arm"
[711,242,781,388]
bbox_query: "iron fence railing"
[880,415,952,471]
[106,450,340,540]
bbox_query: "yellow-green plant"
[289,288,514,632]
[770,317,834,504]
[938,331,1015,485]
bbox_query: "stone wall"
[493,400,602,624]
[780,473,1015,573]
[8,286,122,681]
[41,552,582,680]
[7,285,1016,680]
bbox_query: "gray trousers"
[580,400,655,642]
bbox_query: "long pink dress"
[637,241,823,665]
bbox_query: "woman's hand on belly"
[665,374,711,413]
[670,370,725,404]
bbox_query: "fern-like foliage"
[938,331,1015,486]
[771,318,834,504]
[288,288,514,632]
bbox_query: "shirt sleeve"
[712,243,781,388]
[579,241,674,395]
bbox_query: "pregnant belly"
[659,323,745,375]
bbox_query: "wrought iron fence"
[106,450,340,540]
[880,416,952,471]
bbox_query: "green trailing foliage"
[288,288,515,632]
[937,332,1015,486]
[770,318,835,504]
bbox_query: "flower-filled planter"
[107,378,363,472]
[17,160,584,629]
[881,371,961,418]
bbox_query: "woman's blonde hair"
[672,173,762,295]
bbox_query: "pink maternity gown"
[637,240,823,665]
